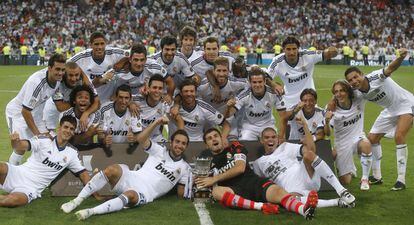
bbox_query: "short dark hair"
[282,36,300,48]
[332,80,354,100]
[60,115,77,128]
[180,26,197,41]
[203,128,221,143]
[48,54,66,67]
[65,61,79,69]
[160,35,178,49]
[89,31,106,43]
[213,57,229,69]
[115,84,132,97]
[203,37,219,48]
[179,78,197,92]
[261,127,277,138]
[170,129,189,146]
[69,85,95,107]
[130,43,147,57]
[148,74,165,87]
[300,88,317,101]
[344,66,363,78]
[248,66,266,81]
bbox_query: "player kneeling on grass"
[61,116,191,220]
[253,117,356,209]
[0,115,97,207]
[195,128,318,220]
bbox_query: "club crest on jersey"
[125,119,130,126]
[63,156,67,163]
[226,152,232,160]
[157,109,162,115]
[173,67,178,73]
[312,122,317,128]
[195,115,199,122]
[266,102,271,109]
[301,67,306,71]
[175,168,181,174]
[137,121,142,127]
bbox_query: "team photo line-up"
[1,29,412,221]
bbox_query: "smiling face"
[250,75,266,96]
[64,66,81,88]
[130,53,146,73]
[345,71,365,90]
[74,90,91,114]
[260,128,279,154]
[204,41,219,63]
[58,121,76,142]
[49,62,66,83]
[148,80,164,102]
[91,37,106,59]
[301,94,316,114]
[115,90,131,112]
[180,84,196,107]
[169,134,188,158]
[214,64,229,86]
[162,43,177,64]
[333,83,350,105]
[204,130,223,155]
[181,35,195,52]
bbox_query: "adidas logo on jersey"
[155,163,176,182]
[288,73,308,83]
[42,157,63,170]
[343,114,362,127]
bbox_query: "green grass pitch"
[0,65,413,225]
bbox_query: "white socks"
[91,194,129,215]
[360,152,373,180]
[396,144,408,184]
[312,156,346,196]
[371,144,382,179]
[77,171,108,200]
[300,196,338,208]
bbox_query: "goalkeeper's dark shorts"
[222,173,274,202]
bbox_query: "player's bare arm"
[10,132,30,153]
[384,48,408,76]
[137,116,169,149]
[21,107,41,136]
[195,160,246,189]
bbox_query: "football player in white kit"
[69,31,128,103]
[178,25,203,62]
[0,116,94,207]
[60,117,191,221]
[60,85,100,146]
[324,80,372,190]
[288,89,325,141]
[226,68,288,141]
[345,48,413,191]
[170,79,231,142]
[6,54,66,165]
[150,35,199,94]
[43,62,100,133]
[267,36,338,110]
[98,85,142,152]
[253,120,356,209]
[133,74,185,142]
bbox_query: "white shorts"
[6,115,47,140]
[0,163,42,203]
[111,164,151,206]
[43,98,60,130]
[335,134,367,177]
[279,163,321,196]
[370,107,414,137]
[239,124,276,141]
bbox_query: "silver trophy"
[192,157,213,199]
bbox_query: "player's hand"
[102,69,115,83]
[326,98,337,112]
[278,135,286,144]
[295,115,307,126]
[162,94,172,104]
[226,98,236,107]
[113,57,129,72]
[127,127,135,143]
[325,110,334,121]
[128,102,140,117]
[139,86,148,96]
[79,113,89,132]
[195,176,216,188]
[170,105,180,119]
[221,137,229,148]
[273,83,285,95]
[10,132,20,142]
[398,48,408,59]
[97,126,105,140]
[104,134,112,146]
[157,116,170,125]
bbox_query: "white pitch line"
[0,90,18,93]
[193,201,214,225]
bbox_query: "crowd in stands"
[1,0,413,57]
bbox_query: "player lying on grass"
[195,128,318,220]
[253,117,356,208]
[60,116,191,220]
[0,115,97,207]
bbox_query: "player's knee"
[104,164,122,181]
[0,195,27,208]
[339,175,352,185]
[359,140,371,154]
[14,148,26,155]
[123,190,138,206]
[368,133,381,144]
[394,132,406,145]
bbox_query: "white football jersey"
[329,94,366,149]
[198,77,247,114]
[289,107,325,140]
[235,87,286,129]
[133,96,170,141]
[6,68,59,124]
[150,51,195,88]
[20,136,85,193]
[267,50,323,108]
[182,50,203,62]
[69,47,128,102]
[190,51,235,81]
[136,141,190,201]
[60,108,101,134]
[99,102,142,143]
[113,58,168,95]
[170,100,225,141]
[358,69,414,115]
[252,142,302,186]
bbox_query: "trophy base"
[193,191,211,202]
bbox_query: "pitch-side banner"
[51,140,334,196]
